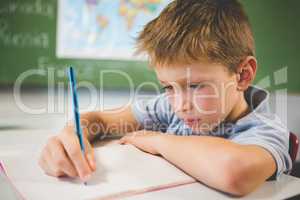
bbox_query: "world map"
[56,0,171,60]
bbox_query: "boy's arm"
[120,133,276,196]
[80,106,142,141]
[39,106,140,179]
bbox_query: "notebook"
[0,144,196,200]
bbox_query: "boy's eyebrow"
[158,78,210,85]
[157,79,169,85]
[158,79,167,84]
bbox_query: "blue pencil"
[68,67,87,185]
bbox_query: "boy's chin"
[188,124,213,135]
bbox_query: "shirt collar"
[206,85,271,136]
[236,85,270,125]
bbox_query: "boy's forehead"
[155,62,229,83]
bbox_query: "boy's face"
[155,62,242,133]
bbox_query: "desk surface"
[1,129,300,200]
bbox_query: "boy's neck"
[226,93,250,123]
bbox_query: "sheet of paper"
[1,144,195,200]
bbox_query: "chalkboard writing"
[0,21,49,48]
[0,0,54,19]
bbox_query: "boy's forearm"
[155,135,241,193]
[80,106,141,141]
[155,135,275,196]
[79,111,104,141]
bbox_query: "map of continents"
[56,0,171,60]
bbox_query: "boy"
[39,0,292,196]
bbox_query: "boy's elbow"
[218,157,259,196]
[192,156,255,196]
[222,169,252,196]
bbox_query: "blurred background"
[0,0,299,174]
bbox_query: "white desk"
[1,130,300,200]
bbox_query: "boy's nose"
[176,94,193,113]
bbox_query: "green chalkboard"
[0,0,299,92]
[0,0,157,91]
[242,0,300,93]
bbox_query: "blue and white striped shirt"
[132,86,292,178]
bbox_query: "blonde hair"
[136,0,255,72]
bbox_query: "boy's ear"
[236,56,257,91]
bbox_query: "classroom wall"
[0,0,299,92]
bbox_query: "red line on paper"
[95,179,197,200]
[0,161,27,200]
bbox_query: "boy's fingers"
[118,137,125,144]
[84,138,96,171]
[58,132,92,181]
[39,150,52,175]
[118,132,139,144]
[41,146,65,177]
[119,136,133,145]
[48,137,78,178]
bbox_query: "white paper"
[1,144,194,200]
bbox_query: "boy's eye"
[162,85,174,92]
[189,84,206,90]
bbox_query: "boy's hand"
[38,125,96,181]
[118,130,163,155]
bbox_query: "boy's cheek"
[167,94,225,120]
[190,100,226,131]
[193,98,222,116]
[167,95,184,112]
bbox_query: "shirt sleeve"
[229,117,292,179]
[131,93,172,132]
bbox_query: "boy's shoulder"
[234,85,288,134]
[228,86,292,178]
